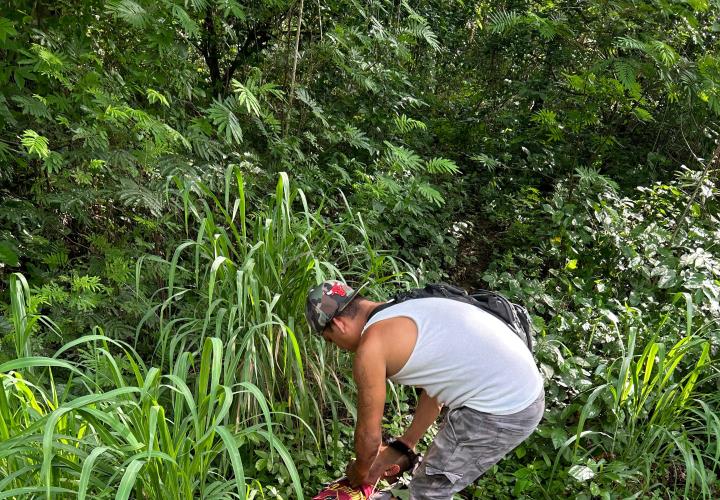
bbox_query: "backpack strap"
[366,283,467,322]
[366,300,396,322]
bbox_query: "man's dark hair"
[336,295,366,319]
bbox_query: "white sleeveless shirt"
[362,297,543,415]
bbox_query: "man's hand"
[367,444,407,484]
[345,459,372,487]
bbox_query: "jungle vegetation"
[1,0,719,498]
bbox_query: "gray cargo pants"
[409,390,544,499]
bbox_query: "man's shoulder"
[358,316,416,355]
[359,316,418,379]
[363,315,416,339]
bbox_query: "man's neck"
[361,300,391,326]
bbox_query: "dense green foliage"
[1,0,719,498]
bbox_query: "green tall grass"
[8,273,59,360]
[1,169,413,497]
[562,296,719,497]
[0,332,302,498]
[136,167,413,446]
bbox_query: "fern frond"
[565,73,587,92]
[615,36,647,52]
[171,4,200,37]
[188,0,210,11]
[106,0,147,27]
[231,80,262,117]
[575,167,619,190]
[617,37,679,67]
[394,114,427,134]
[632,107,654,122]
[531,109,558,125]
[405,20,440,50]
[614,60,637,90]
[527,14,558,40]
[71,275,104,293]
[207,97,243,144]
[425,157,460,175]
[119,178,165,216]
[188,118,224,160]
[376,174,402,195]
[648,40,679,67]
[20,130,49,159]
[344,125,372,152]
[73,127,110,152]
[487,11,525,34]
[295,88,329,127]
[104,104,130,121]
[471,153,501,169]
[42,251,69,269]
[369,16,389,42]
[164,124,191,150]
[383,142,423,173]
[11,95,52,119]
[43,151,63,175]
[614,59,642,97]
[30,44,65,68]
[417,182,445,206]
[147,88,170,107]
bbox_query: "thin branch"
[317,0,322,41]
[284,0,304,136]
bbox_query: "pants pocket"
[424,465,463,484]
[422,409,498,484]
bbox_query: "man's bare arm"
[399,390,442,449]
[352,332,387,477]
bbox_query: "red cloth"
[313,479,374,500]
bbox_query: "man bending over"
[306,280,544,499]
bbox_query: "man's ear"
[331,316,347,335]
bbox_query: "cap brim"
[335,281,369,315]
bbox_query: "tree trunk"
[202,7,223,98]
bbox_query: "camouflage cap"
[305,280,367,334]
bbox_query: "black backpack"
[367,283,534,352]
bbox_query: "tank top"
[362,297,543,415]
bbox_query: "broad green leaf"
[0,241,18,266]
[569,464,595,482]
[0,18,17,42]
